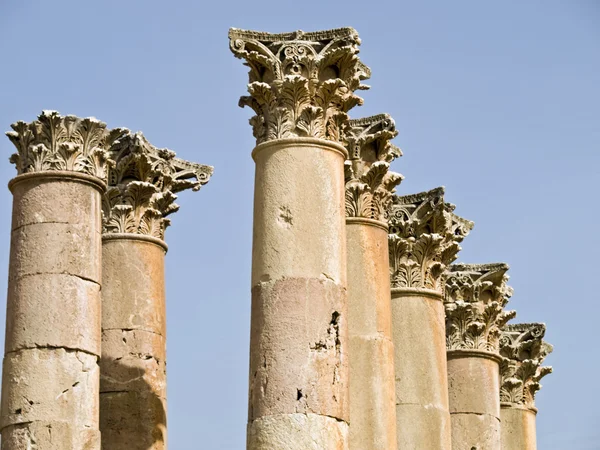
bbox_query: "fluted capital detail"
[445,263,516,353]
[388,187,473,291]
[229,27,370,145]
[6,110,127,181]
[102,132,213,240]
[500,323,553,408]
[344,114,403,222]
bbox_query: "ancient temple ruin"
[0,26,551,450]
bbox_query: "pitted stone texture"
[102,238,166,334]
[501,406,537,450]
[100,238,167,450]
[1,421,100,450]
[395,403,452,449]
[100,391,166,450]
[251,140,347,287]
[5,273,100,355]
[247,414,349,450]
[0,348,99,429]
[450,413,501,450]
[391,291,451,449]
[346,223,396,449]
[100,330,166,397]
[249,278,347,421]
[447,355,500,416]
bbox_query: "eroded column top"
[102,131,213,242]
[445,263,516,355]
[229,27,370,145]
[344,114,403,225]
[387,187,474,292]
[6,110,127,184]
[500,323,553,410]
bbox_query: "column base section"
[451,412,501,450]
[1,421,100,450]
[100,390,167,450]
[247,413,349,450]
[395,403,451,450]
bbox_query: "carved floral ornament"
[388,188,474,291]
[229,27,371,144]
[102,132,213,240]
[344,114,403,222]
[445,263,516,353]
[6,110,127,181]
[499,323,553,408]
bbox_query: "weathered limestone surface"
[499,323,553,450]
[1,111,124,449]
[344,114,401,450]
[388,187,472,449]
[230,27,370,449]
[445,263,516,450]
[100,132,212,450]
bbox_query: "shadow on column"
[100,359,167,450]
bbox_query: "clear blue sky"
[1,1,598,449]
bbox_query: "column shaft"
[500,406,537,450]
[1,173,103,449]
[247,138,349,450]
[100,236,167,450]
[391,289,451,449]
[447,352,501,450]
[347,220,396,449]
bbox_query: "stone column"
[100,133,212,450]
[344,114,402,450]
[499,323,553,450]
[387,188,473,449]
[1,111,125,449]
[229,27,370,449]
[445,263,516,450]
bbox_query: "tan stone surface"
[100,391,167,450]
[100,237,167,450]
[391,291,451,449]
[450,413,501,450]
[1,421,100,450]
[394,403,451,450]
[5,274,100,355]
[249,278,347,421]
[1,173,103,450]
[247,414,349,450]
[346,222,396,449]
[101,238,166,334]
[251,139,347,286]
[501,406,537,450]
[447,353,501,416]
[0,348,99,428]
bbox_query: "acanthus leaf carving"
[444,263,516,353]
[229,27,369,145]
[388,188,473,291]
[102,132,213,240]
[499,323,553,408]
[6,110,128,181]
[344,114,403,222]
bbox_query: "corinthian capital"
[499,323,553,409]
[102,132,213,240]
[387,188,473,291]
[445,263,516,353]
[344,114,403,222]
[6,110,127,181]
[229,27,370,145]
